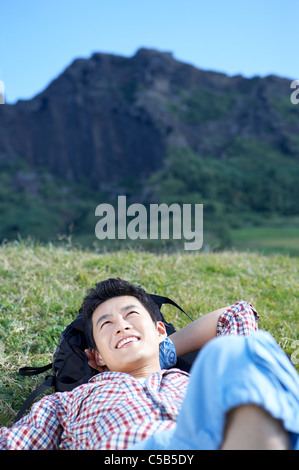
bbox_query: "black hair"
[81,278,162,350]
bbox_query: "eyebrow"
[95,313,113,327]
[95,304,140,327]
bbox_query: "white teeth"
[117,337,139,349]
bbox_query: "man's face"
[92,295,167,378]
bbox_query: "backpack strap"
[18,363,53,376]
[14,375,55,423]
[15,365,93,423]
[149,294,193,322]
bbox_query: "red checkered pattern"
[0,370,189,450]
[0,300,259,449]
[217,300,259,336]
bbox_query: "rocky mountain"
[0,48,298,193]
[0,48,298,248]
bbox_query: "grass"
[0,240,298,427]
[230,223,299,257]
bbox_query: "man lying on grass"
[0,278,298,450]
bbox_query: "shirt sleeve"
[0,394,63,450]
[217,300,259,337]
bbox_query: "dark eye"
[101,320,112,329]
[127,311,138,317]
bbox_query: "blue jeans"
[132,331,299,450]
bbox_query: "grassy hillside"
[0,241,298,426]
[230,220,299,257]
[1,143,299,256]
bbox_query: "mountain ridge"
[0,48,298,191]
[0,48,298,247]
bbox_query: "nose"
[114,316,133,335]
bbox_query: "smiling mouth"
[116,336,140,349]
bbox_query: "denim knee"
[174,331,299,449]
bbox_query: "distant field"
[231,224,299,257]
[0,241,298,426]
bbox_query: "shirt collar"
[89,368,189,384]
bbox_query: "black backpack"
[15,294,197,423]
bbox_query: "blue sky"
[0,0,297,103]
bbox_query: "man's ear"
[157,321,167,344]
[94,350,107,367]
[85,348,109,372]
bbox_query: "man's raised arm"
[169,306,230,357]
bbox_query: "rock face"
[0,48,298,190]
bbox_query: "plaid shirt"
[0,300,258,450]
[216,300,259,336]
